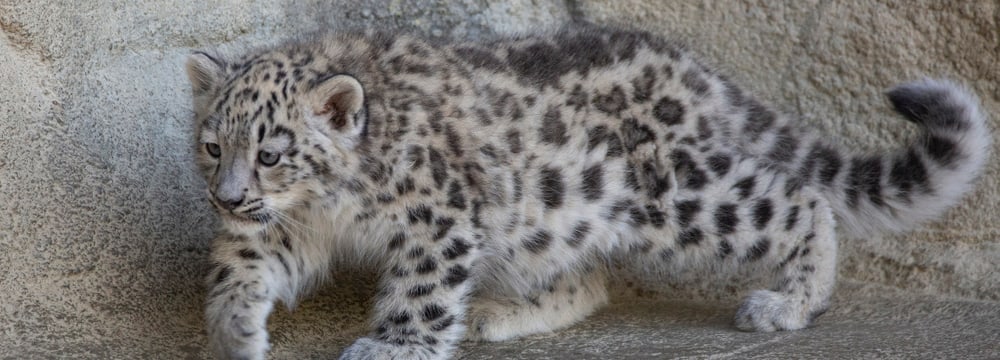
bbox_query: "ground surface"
[7,280,998,359]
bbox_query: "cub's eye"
[258,150,280,166]
[205,143,221,158]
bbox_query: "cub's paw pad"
[734,290,808,332]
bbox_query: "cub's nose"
[216,193,245,210]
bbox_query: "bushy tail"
[820,79,990,238]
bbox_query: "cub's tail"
[818,79,990,238]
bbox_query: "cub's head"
[185,51,368,235]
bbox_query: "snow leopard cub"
[185,26,989,359]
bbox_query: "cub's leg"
[205,231,322,360]
[638,154,838,333]
[734,196,837,332]
[339,221,480,360]
[466,267,609,342]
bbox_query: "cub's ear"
[308,74,366,136]
[185,51,226,112]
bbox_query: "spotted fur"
[186,27,990,360]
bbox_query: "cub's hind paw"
[466,279,608,342]
[338,337,441,360]
[734,290,811,332]
[466,299,525,342]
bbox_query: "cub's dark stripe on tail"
[824,79,990,238]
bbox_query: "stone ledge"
[5,280,997,359]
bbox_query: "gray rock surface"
[1,1,997,358]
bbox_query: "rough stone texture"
[0,0,997,358]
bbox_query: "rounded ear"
[309,74,366,132]
[185,51,226,112]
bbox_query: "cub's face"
[185,52,367,235]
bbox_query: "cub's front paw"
[338,337,441,360]
[208,313,270,360]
